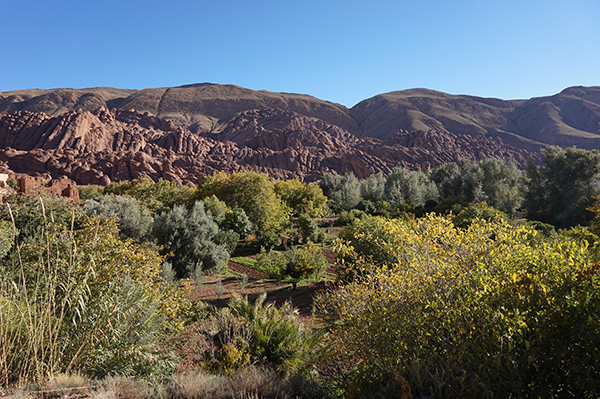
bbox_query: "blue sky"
[1,0,599,107]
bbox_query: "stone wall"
[16,176,79,202]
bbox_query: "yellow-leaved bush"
[318,215,600,398]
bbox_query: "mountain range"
[0,83,598,185]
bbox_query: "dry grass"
[43,373,89,390]
[173,371,228,399]
[0,368,301,399]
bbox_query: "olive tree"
[153,201,229,278]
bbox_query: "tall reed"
[0,198,168,387]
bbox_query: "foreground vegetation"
[3,147,600,398]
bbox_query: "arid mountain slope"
[351,86,600,149]
[2,84,599,150]
[0,84,359,135]
[0,108,534,185]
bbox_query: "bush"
[84,195,154,242]
[297,214,324,243]
[337,209,367,225]
[0,212,182,386]
[255,249,289,279]
[321,215,600,398]
[0,220,14,259]
[181,294,319,377]
[255,244,329,282]
[286,243,329,281]
[153,201,229,278]
[78,185,104,201]
[227,294,320,373]
[6,177,17,190]
[451,201,507,228]
[0,195,82,239]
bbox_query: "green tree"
[318,173,362,211]
[104,177,194,214]
[383,167,439,209]
[430,158,524,215]
[223,207,253,238]
[297,213,324,243]
[153,201,229,278]
[478,158,524,215]
[275,179,328,218]
[360,172,386,202]
[202,195,230,224]
[196,171,290,246]
[286,242,329,282]
[524,146,600,227]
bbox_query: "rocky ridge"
[3,84,599,150]
[0,107,535,185]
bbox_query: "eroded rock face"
[3,84,600,150]
[0,107,538,185]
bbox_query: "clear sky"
[1,0,599,107]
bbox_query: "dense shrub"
[337,209,367,225]
[0,195,82,239]
[321,215,600,398]
[286,243,329,281]
[178,294,319,379]
[0,220,14,259]
[451,202,507,228]
[84,194,154,242]
[255,244,329,283]
[297,214,324,243]
[153,201,229,278]
[228,294,320,373]
[0,213,184,386]
[255,249,289,279]
[78,184,104,200]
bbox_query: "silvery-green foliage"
[84,195,154,242]
[153,201,229,278]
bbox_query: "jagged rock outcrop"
[3,84,600,152]
[0,84,360,135]
[216,108,359,151]
[0,107,538,185]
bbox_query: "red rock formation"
[0,107,538,185]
